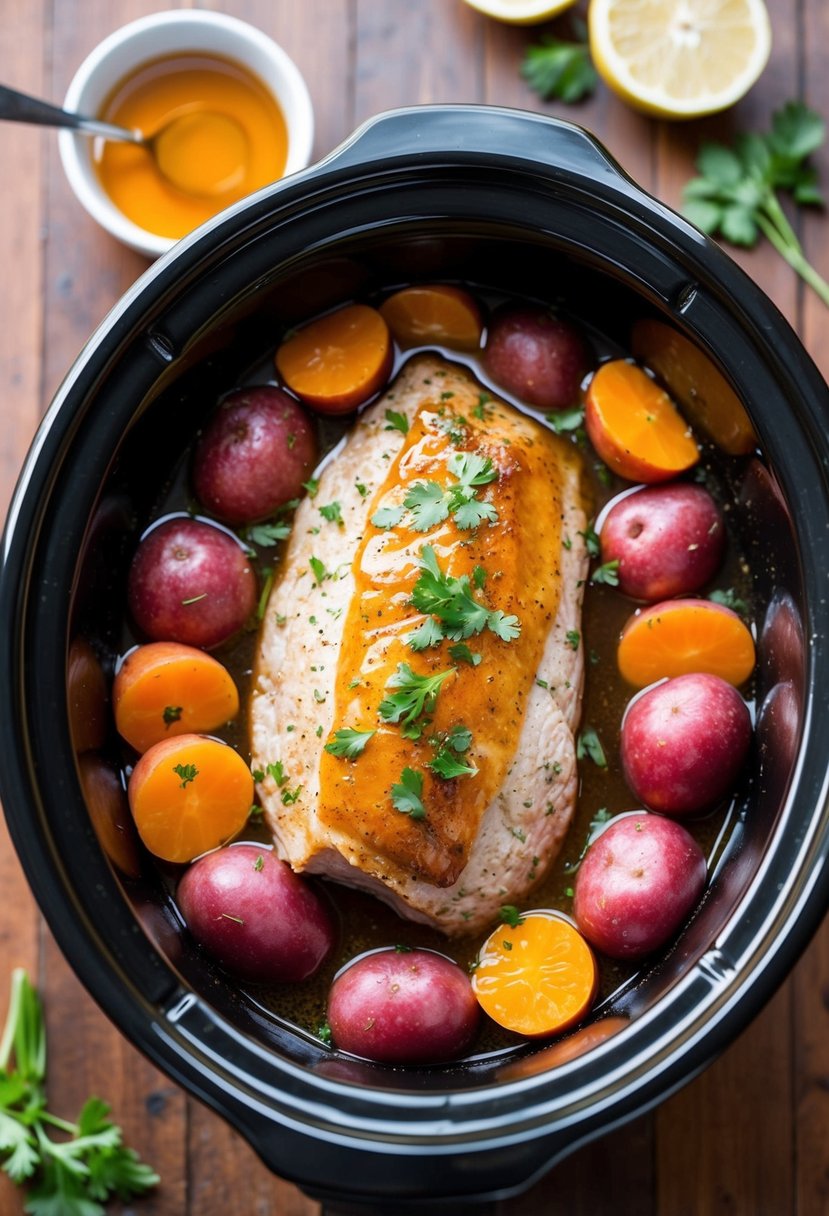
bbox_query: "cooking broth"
[114,284,756,1058]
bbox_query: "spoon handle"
[0,84,141,144]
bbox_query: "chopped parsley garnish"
[162,705,183,725]
[546,405,585,434]
[384,408,409,434]
[500,904,525,927]
[590,559,620,586]
[245,519,291,546]
[565,629,581,651]
[319,501,344,526]
[578,524,601,558]
[280,785,303,805]
[302,477,320,498]
[563,807,612,875]
[410,545,520,643]
[428,723,476,779]
[257,569,274,620]
[406,616,445,652]
[372,452,499,534]
[378,662,455,729]
[472,391,491,420]
[448,642,482,666]
[172,763,198,788]
[317,1022,332,1044]
[391,767,426,819]
[709,587,749,616]
[356,481,369,497]
[253,760,288,787]
[253,854,265,872]
[577,726,607,768]
[371,503,406,530]
[309,555,330,585]
[324,727,376,759]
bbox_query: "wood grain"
[0,2,826,1214]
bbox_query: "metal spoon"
[0,83,248,197]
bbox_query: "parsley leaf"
[302,478,320,498]
[384,408,409,434]
[521,30,597,103]
[245,519,292,546]
[500,904,524,927]
[452,497,498,530]
[578,525,601,558]
[404,480,450,531]
[577,726,607,769]
[410,545,521,642]
[319,501,343,526]
[371,503,407,530]
[391,767,426,819]
[406,616,445,652]
[309,556,329,586]
[590,559,620,586]
[162,705,182,725]
[0,970,158,1211]
[378,663,454,728]
[709,587,749,617]
[324,728,376,759]
[448,642,482,666]
[565,629,581,651]
[446,451,498,489]
[547,405,585,434]
[683,101,829,307]
[172,763,197,788]
[428,748,477,779]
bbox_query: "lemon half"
[462,0,578,24]
[589,0,772,119]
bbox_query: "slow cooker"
[1,106,828,1211]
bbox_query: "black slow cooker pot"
[1,106,828,1212]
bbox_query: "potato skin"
[600,484,725,601]
[177,844,334,983]
[327,948,480,1063]
[193,386,317,524]
[620,673,752,814]
[482,306,590,410]
[128,517,257,650]
[573,813,706,959]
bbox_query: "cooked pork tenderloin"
[250,353,589,936]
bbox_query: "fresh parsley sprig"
[371,451,499,534]
[324,727,376,759]
[683,101,829,307]
[378,663,455,733]
[0,970,159,1214]
[409,546,520,644]
[521,22,597,104]
[391,767,426,819]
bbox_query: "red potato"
[621,674,752,815]
[482,306,591,410]
[573,813,707,959]
[128,517,257,650]
[193,386,317,524]
[177,844,334,983]
[327,948,480,1064]
[600,484,725,601]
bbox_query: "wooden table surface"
[1,1,828,1213]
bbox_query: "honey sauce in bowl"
[94,53,288,241]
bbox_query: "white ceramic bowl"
[58,9,314,259]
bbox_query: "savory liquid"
[95,53,288,241]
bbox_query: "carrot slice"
[379,285,483,351]
[618,598,756,688]
[275,304,392,414]
[128,734,253,863]
[585,358,699,482]
[78,753,142,878]
[114,641,239,754]
[471,910,598,1038]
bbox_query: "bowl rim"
[57,7,315,259]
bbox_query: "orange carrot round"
[77,753,142,878]
[379,285,483,351]
[128,734,253,863]
[471,910,598,1038]
[618,598,756,688]
[113,641,239,754]
[585,358,699,482]
[275,304,392,414]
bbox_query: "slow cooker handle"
[316,103,633,193]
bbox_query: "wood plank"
[0,0,51,1210]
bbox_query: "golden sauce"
[317,393,575,887]
[95,53,288,241]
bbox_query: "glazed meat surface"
[250,354,588,935]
